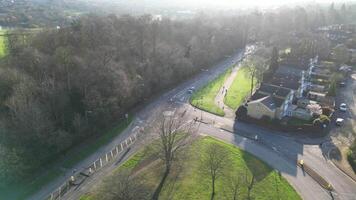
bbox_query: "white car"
[336,118,344,126]
[187,87,195,94]
[339,103,347,112]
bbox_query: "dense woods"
[0,14,247,186]
[0,2,354,188]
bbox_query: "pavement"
[31,46,356,200]
[214,64,240,118]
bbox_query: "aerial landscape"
[0,0,356,200]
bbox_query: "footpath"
[214,65,239,119]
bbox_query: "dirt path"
[214,65,240,119]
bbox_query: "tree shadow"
[241,150,272,181]
[232,120,305,177]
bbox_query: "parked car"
[335,118,344,126]
[339,82,346,87]
[339,103,347,112]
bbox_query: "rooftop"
[249,95,285,109]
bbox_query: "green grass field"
[84,137,301,200]
[0,117,133,200]
[190,68,232,116]
[224,67,256,109]
[0,30,6,57]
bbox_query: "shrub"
[313,114,330,127]
[347,140,356,173]
[322,107,334,117]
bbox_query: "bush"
[348,140,356,173]
[235,105,247,120]
[313,114,330,127]
[322,107,334,117]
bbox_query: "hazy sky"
[175,0,348,8]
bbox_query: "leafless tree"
[245,170,256,200]
[152,110,197,200]
[202,143,230,200]
[224,173,242,200]
[245,56,266,96]
[99,170,150,200]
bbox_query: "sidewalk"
[214,65,239,119]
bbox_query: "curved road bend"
[29,49,245,200]
[187,107,356,200]
[198,124,331,200]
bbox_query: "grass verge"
[190,68,232,116]
[0,30,7,57]
[224,67,256,109]
[1,116,133,200]
[84,136,301,200]
[347,141,356,173]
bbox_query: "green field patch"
[84,136,301,200]
[0,30,7,57]
[190,68,232,116]
[224,67,256,109]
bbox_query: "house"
[290,98,322,120]
[268,64,307,98]
[307,91,335,107]
[246,83,294,120]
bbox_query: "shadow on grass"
[241,150,272,181]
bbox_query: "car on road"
[335,118,344,126]
[187,87,195,94]
[339,103,347,112]
[339,81,346,87]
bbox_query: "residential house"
[246,83,294,120]
[268,64,307,98]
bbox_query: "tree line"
[0,14,247,186]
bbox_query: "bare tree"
[152,110,196,200]
[99,170,150,200]
[202,143,229,200]
[245,56,266,96]
[245,170,256,200]
[224,174,242,200]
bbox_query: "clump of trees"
[0,14,247,187]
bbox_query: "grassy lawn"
[0,30,7,57]
[190,68,232,116]
[224,67,256,110]
[0,116,133,200]
[84,136,301,200]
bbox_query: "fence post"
[111,150,114,158]
[100,158,103,167]
[130,137,133,143]
[116,146,119,154]
[106,154,108,162]
[121,143,123,150]
[94,161,97,170]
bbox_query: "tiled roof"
[259,83,292,98]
